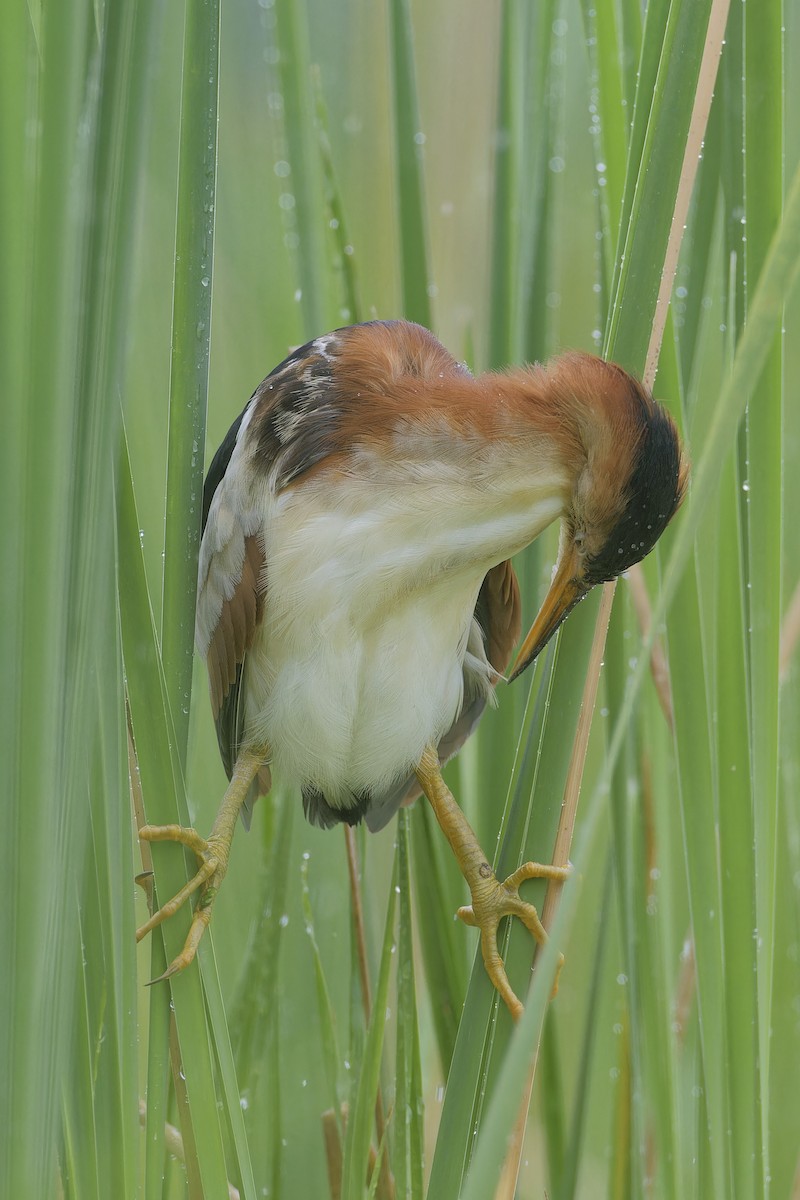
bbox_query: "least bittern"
[137,320,687,1017]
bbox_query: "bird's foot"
[457,860,571,1021]
[135,824,231,982]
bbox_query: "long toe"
[463,868,563,1018]
[479,921,524,1021]
[139,823,211,856]
[504,860,571,891]
[135,855,217,942]
[147,905,214,984]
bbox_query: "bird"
[136,319,687,1018]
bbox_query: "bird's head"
[508,353,688,681]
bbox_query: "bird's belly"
[244,572,481,807]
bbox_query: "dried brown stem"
[323,1107,344,1200]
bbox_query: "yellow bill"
[508,542,588,681]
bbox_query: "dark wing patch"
[202,335,328,532]
[252,336,342,491]
[232,320,474,496]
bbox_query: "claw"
[458,861,571,1019]
[145,903,213,984]
[134,748,266,981]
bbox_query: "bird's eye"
[574,530,587,554]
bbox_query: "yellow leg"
[415,745,569,1020]
[136,747,267,982]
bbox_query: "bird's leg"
[136,746,267,982]
[414,745,569,1020]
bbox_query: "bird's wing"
[475,557,522,677]
[365,559,521,832]
[196,334,346,814]
[198,399,270,816]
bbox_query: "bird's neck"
[362,393,576,577]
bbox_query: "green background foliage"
[3,1,799,1197]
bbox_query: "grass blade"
[410,799,468,1071]
[488,0,524,366]
[743,6,783,1176]
[274,0,331,336]
[341,857,398,1200]
[119,438,256,1199]
[161,0,221,759]
[302,850,346,1121]
[388,0,432,327]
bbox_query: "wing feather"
[476,558,521,676]
[199,333,352,797]
[204,532,266,752]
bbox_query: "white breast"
[242,512,480,808]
